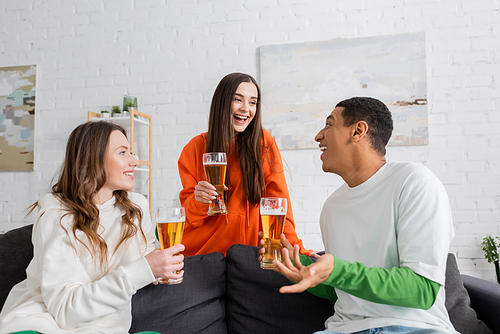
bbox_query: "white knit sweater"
[0,192,156,334]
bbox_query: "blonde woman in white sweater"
[0,121,183,334]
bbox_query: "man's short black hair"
[336,97,393,155]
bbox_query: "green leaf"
[481,234,500,264]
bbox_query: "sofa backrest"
[225,244,334,334]
[130,251,227,334]
[0,224,33,309]
[131,244,334,334]
[444,253,492,334]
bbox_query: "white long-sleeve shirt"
[0,192,156,334]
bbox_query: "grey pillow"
[445,253,492,334]
[225,244,334,334]
[130,251,227,334]
[0,224,33,311]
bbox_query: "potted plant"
[124,101,134,111]
[122,96,137,117]
[481,234,500,283]
[112,105,121,117]
[100,110,110,118]
[123,101,134,117]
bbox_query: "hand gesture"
[275,245,334,294]
[145,244,185,285]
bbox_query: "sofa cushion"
[445,253,492,334]
[130,251,227,334]
[0,224,34,310]
[225,244,334,334]
[462,274,500,332]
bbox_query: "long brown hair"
[31,121,145,273]
[206,72,265,205]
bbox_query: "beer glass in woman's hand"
[156,206,185,284]
[202,152,228,216]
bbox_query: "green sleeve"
[322,256,441,310]
[296,254,338,302]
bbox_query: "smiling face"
[231,82,258,134]
[95,130,138,203]
[314,107,354,174]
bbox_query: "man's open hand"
[274,246,334,294]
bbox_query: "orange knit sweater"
[178,130,311,256]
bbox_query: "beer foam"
[203,162,226,165]
[260,209,285,215]
[158,218,186,223]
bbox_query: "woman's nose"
[130,154,139,166]
[241,101,250,111]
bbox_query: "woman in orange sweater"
[178,72,314,257]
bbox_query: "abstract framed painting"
[260,33,428,150]
[0,65,36,171]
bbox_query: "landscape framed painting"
[260,33,428,150]
[0,65,36,171]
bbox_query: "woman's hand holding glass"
[194,181,229,204]
[145,244,185,285]
[194,181,218,204]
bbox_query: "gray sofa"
[1,224,499,334]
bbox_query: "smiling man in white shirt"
[275,97,458,334]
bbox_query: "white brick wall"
[1,0,499,281]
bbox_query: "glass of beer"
[155,206,185,285]
[260,197,287,269]
[202,152,228,216]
